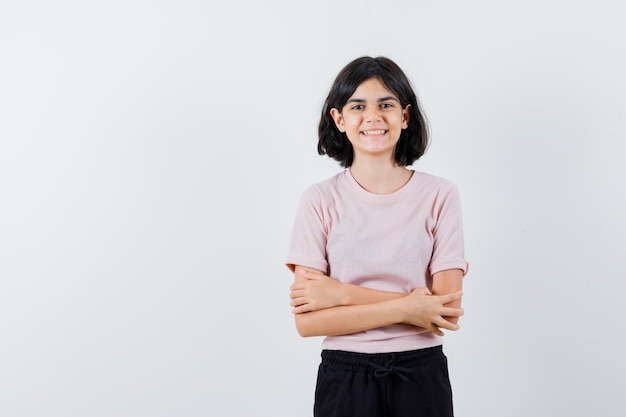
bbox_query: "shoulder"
[414,172,465,220]
[298,171,347,204]
[414,171,459,195]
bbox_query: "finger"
[289,289,304,299]
[290,297,307,307]
[429,324,444,336]
[434,317,460,331]
[440,307,464,318]
[292,304,312,314]
[438,291,463,304]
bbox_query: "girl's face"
[330,77,410,163]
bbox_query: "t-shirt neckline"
[342,169,420,204]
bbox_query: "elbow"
[296,328,314,338]
[294,314,317,338]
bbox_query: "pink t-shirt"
[286,169,468,353]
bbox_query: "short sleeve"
[285,186,329,273]
[429,184,469,276]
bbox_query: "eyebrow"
[346,96,400,104]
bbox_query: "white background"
[1,1,625,416]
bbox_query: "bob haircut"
[318,56,429,168]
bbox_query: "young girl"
[286,56,468,417]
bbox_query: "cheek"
[343,121,360,133]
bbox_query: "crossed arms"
[289,266,464,337]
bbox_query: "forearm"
[294,287,464,337]
[341,282,406,305]
[293,267,406,311]
[291,265,464,337]
[294,299,405,337]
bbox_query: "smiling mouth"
[361,129,387,136]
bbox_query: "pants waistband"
[320,345,444,373]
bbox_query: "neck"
[349,157,412,195]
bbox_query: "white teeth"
[362,130,386,135]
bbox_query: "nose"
[364,106,382,122]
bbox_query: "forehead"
[349,77,398,100]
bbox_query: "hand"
[290,270,346,313]
[398,289,464,336]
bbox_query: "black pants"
[314,345,454,417]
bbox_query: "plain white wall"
[1,1,625,416]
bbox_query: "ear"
[330,108,346,132]
[402,104,411,129]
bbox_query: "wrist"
[388,297,408,324]
[340,282,354,306]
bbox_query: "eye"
[380,102,394,109]
[351,104,364,110]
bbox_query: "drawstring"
[370,354,417,386]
